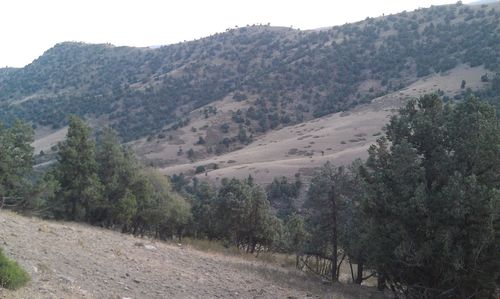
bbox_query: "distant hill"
[469,0,499,5]
[2,2,500,183]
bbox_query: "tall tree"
[95,127,138,226]
[213,178,278,251]
[362,95,500,297]
[304,162,354,282]
[0,120,34,209]
[51,116,102,221]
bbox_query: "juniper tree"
[362,94,500,297]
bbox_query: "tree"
[284,214,307,267]
[0,120,34,209]
[362,94,500,297]
[213,178,278,252]
[191,181,217,239]
[95,127,139,227]
[339,160,372,285]
[266,176,300,218]
[51,116,103,221]
[130,168,192,240]
[304,162,355,282]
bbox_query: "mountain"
[2,2,500,183]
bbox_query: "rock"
[56,274,75,284]
[144,244,156,250]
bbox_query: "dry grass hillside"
[155,64,490,185]
[31,64,490,186]
[0,210,383,299]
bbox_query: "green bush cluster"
[0,249,30,290]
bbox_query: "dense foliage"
[301,95,499,297]
[0,120,34,209]
[1,3,499,141]
[42,117,193,239]
[360,95,499,297]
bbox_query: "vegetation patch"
[0,248,30,290]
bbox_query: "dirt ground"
[0,210,383,299]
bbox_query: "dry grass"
[157,64,489,185]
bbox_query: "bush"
[195,165,206,174]
[0,249,30,290]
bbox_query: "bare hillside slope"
[0,211,381,298]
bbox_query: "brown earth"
[0,210,383,299]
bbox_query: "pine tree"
[52,116,102,221]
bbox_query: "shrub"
[195,165,206,174]
[0,248,30,290]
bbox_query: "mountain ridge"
[1,1,500,184]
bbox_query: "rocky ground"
[0,210,383,298]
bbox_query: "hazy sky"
[1,0,473,67]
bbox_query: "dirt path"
[0,211,381,299]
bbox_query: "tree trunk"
[330,185,338,282]
[377,273,386,291]
[349,260,355,283]
[356,262,363,284]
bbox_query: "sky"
[0,0,475,67]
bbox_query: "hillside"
[156,64,490,184]
[0,210,381,298]
[2,1,500,184]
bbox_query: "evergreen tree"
[362,94,500,297]
[304,162,355,282]
[95,127,138,227]
[284,214,307,267]
[191,181,217,239]
[51,116,102,221]
[213,178,278,251]
[0,120,34,209]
